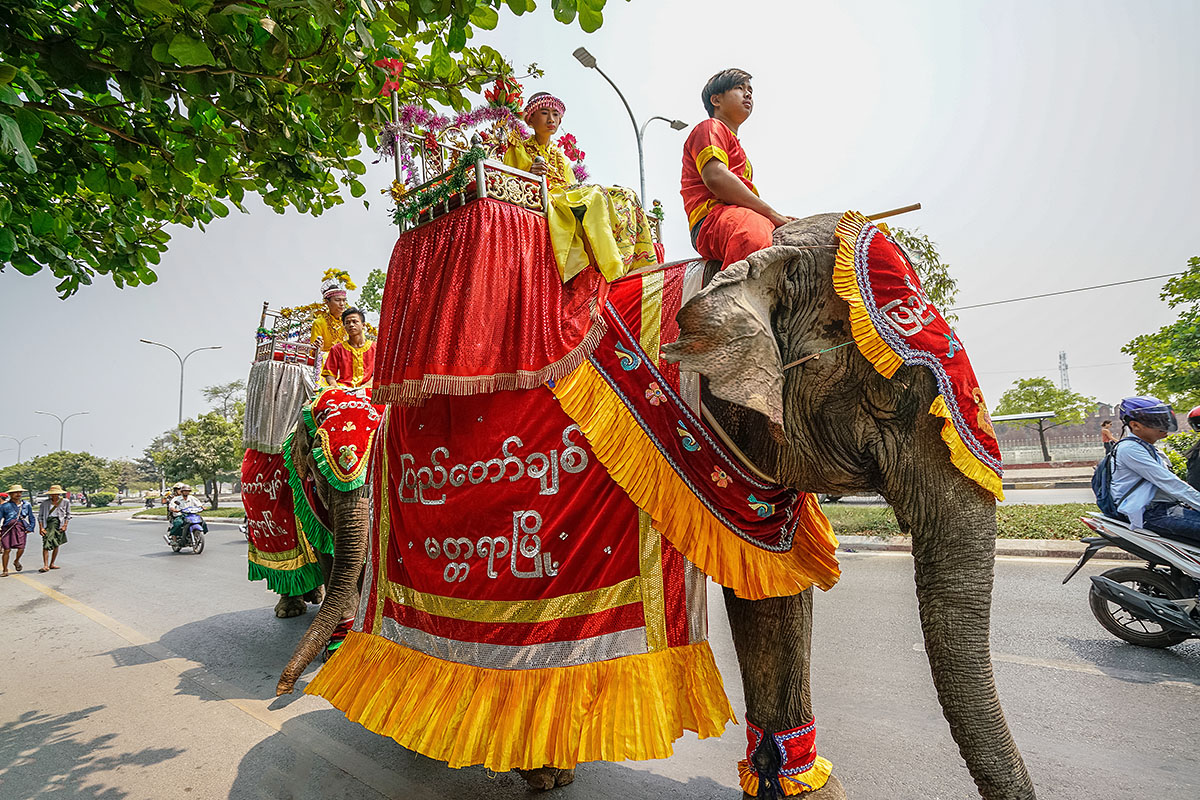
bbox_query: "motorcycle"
[1063,512,1200,647]
[164,511,206,555]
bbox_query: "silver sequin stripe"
[378,616,650,670]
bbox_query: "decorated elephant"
[270,204,1034,799]
[662,211,1033,798]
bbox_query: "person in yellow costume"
[311,278,348,354]
[504,92,657,283]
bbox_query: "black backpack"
[1092,436,1157,519]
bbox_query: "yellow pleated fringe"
[305,631,734,772]
[551,361,840,600]
[832,209,904,380]
[738,756,834,795]
[929,395,1005,501]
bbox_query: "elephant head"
[663,213,1035,799]
[276,418,370,696]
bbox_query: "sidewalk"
[837,535,1131,561]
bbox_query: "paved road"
[1,512,1196,799]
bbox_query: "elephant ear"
[662,246,799,429]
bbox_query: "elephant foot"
[302,585,326,605]
[274,595,308,618]
[515,766,576,791]
[742,773,846,800]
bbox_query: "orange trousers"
[693,204,775,269]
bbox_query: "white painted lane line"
[911,642,1200,691]
[103,536,132,542]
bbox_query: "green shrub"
[822,502,1097,540]
[1163,431,1197,480]
[89,491,115,507]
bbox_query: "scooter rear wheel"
[1088,566,1191,648]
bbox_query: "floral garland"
[556,133,588,183]
[391,146,486,224]
[376,106,530,186]
[374,58,405,96]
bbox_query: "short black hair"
[341,307,365,324]
[701,68,753,117]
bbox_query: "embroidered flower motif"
[677,422,700,452]
[342,421,357,431]
[748,494,774,518]
[603,546,612,555]
[615,341,641,371]
[559,532,568,540]
[711,468,730,488]
[645,382,666,406]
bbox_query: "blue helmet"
[1117,396,1178,433]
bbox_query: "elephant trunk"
[889,417,1036,799]
[276,489,368,695]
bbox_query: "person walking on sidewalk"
[1,485,36,577]
[37,485,70,573]
[1100,419,1117,456]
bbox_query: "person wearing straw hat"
[1,485,36,577]
[37,485,71,573]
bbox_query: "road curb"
[836,535,1136,561]
[1001,480,1092,490]
[129,515,245,528]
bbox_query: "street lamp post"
[572,47,686,205]
[0,434,38,462]
[34,411,88,452]
[139,339,222,426]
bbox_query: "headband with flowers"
[523,92,566,121]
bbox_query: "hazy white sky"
[2,0,1197,464]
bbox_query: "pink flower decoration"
[645,382,666,406]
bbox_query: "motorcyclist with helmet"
[1186,405,1200,493]
[167,484,208,542]
[1111,396,1200,545]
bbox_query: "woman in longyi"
[504,92,657,283]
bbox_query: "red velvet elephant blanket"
[306,259,840,773]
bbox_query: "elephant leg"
[725,586,845,799]
[302,584,325,605]
[274,594,308,618]
[516,767,576,791]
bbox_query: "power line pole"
[1059,351,1070,390]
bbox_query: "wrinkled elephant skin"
[664,214,1036,800]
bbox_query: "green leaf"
[578,5,603,32]
[469,6,499,29]
[552,0,577,24]
[0,65,16,85]
[349,179,366,198]
[0,196,10,223]
[506,0,528,14]
[134,0,180,15]
[0,85,21,106]
[0,227,14,258]
[15,109,43,148]
[168,34,216,67]
[0,113,35,173]
[447,25,466,51]
[31,209,54,236]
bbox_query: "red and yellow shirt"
[680,118,759,229]
[321,340,376,389]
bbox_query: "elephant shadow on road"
[105,607,320,702]
[229,708,743,800]
[0,705,183,799]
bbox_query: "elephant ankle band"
[739,716,832,796]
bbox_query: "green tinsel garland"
[392,146,487,224]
